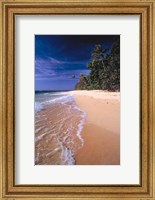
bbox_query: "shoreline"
[35,90,120,165]
[67,90,120,165]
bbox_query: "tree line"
[75,39,120,91]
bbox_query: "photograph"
[35,35,120,165]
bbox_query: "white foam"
[72,103,87,146]
[35,132,47,142]
[35,94,74,113]
[62,146,75,165]
[76,114,86,146]
[48,95,74,104]
[35,102,43,112]
[60,99,86,165]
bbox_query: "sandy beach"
[68,90,120,165]
[35,90,120,165]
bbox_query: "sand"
[68,90,120,165]
[35,101,84,165]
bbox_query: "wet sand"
[68,91,120,165]
[35,101,84,165]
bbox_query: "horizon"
[35,89,73,92]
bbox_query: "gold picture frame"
[0,0,155,199]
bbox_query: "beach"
[68,90,120,165]
[35,90,120,165]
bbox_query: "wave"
[35,102,43,112]
[48,95,74,104]
[35,93,86,165]
[61,144,75,165]
[35,94,74,113]
[71,103,86,146]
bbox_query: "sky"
[35,35,119,91]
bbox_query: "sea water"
[35,91,86,165]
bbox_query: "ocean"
[35,91,86,165]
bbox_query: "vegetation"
[75,39,120,91]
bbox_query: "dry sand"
[68,90,120,165]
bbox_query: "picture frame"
[0,0,155,199]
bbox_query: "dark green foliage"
[75,74,88,90]
[75,39,120,91]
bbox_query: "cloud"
[47,56,87,65]
[48,57,62,64]
[35,57,89,81]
